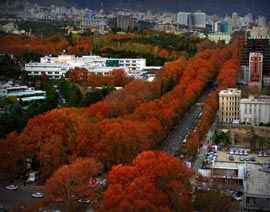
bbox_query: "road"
[0,180,43,210]
[159,87,213,155]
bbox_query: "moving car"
[32,192,44,198]
[6,185,18,191]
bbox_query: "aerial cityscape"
[0,0,270,211]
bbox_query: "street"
[0,180,43,210]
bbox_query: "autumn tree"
[45,158,103,212]
[101,151,194,212]
[68,67,89,86]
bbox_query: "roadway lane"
[159,86,215,155]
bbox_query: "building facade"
[240,96,270,125]
[249,52,263,89]
[193,12,206,28]
[219,88,241,123]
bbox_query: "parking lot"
[215,150,270,164]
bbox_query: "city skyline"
[2,0,270,16]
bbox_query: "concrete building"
[249,52,263,89]
[241,164,270,212]
[240,96,270,125]
[193,12,206,28]
[177,12,192,27]
[219,88,241,123]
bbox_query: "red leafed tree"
[110,68,130,86]
[101,151,194,212]
[68,67,89,86]
[186,132,200,159]
[45,158,103,212]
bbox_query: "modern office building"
[240,96,270,125]
[177,12,192,27]
[219,88,241,123]
[193,12,206,28]
[239,37,270,80]
[177,11,205,28]
[249,52,263,89]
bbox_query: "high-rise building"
[117,14,134,31]
[240,96,270,125]
[239,37,270,82]
[258,16,266,27]
[232,12,239,29]
[193,12,206,28]
[177,12,192,27]
[249,52,263,89]
[219,88,241,123]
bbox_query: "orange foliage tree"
[45,158,103,212]
[101,151,194,212]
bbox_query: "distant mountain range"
[29,0,270,16]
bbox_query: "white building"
[24,53,147,79]
[240,96,270,125]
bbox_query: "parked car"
[239,156,245,161]
[251,157,256,161]
[6,185,18,191]
[235,150,239,155]
[263,151,268,157]
[230,150,234,155]
[32,192,44,198]
[245,157,250,161]
[229,156,234,161]
[244,151,248,156]
[258,151,263,157]
[239,150,243,155]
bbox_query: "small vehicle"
[235,150,239,155]
[32,192,44,198]
[245,157,250,161]
[251,157,256,161]
[244,151,248,156]
[78,199,91,204]
[229,156,234,161]
[258,151,263,157]
[239,156,245,161]
[239,150,243,155]
[232,194,242,201]
[229,150,234,155]
[6,185,18,191]
[263,151,268,157]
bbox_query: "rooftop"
[219,88,241,96]
[246,163,270,195]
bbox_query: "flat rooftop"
[246,164,270,196]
